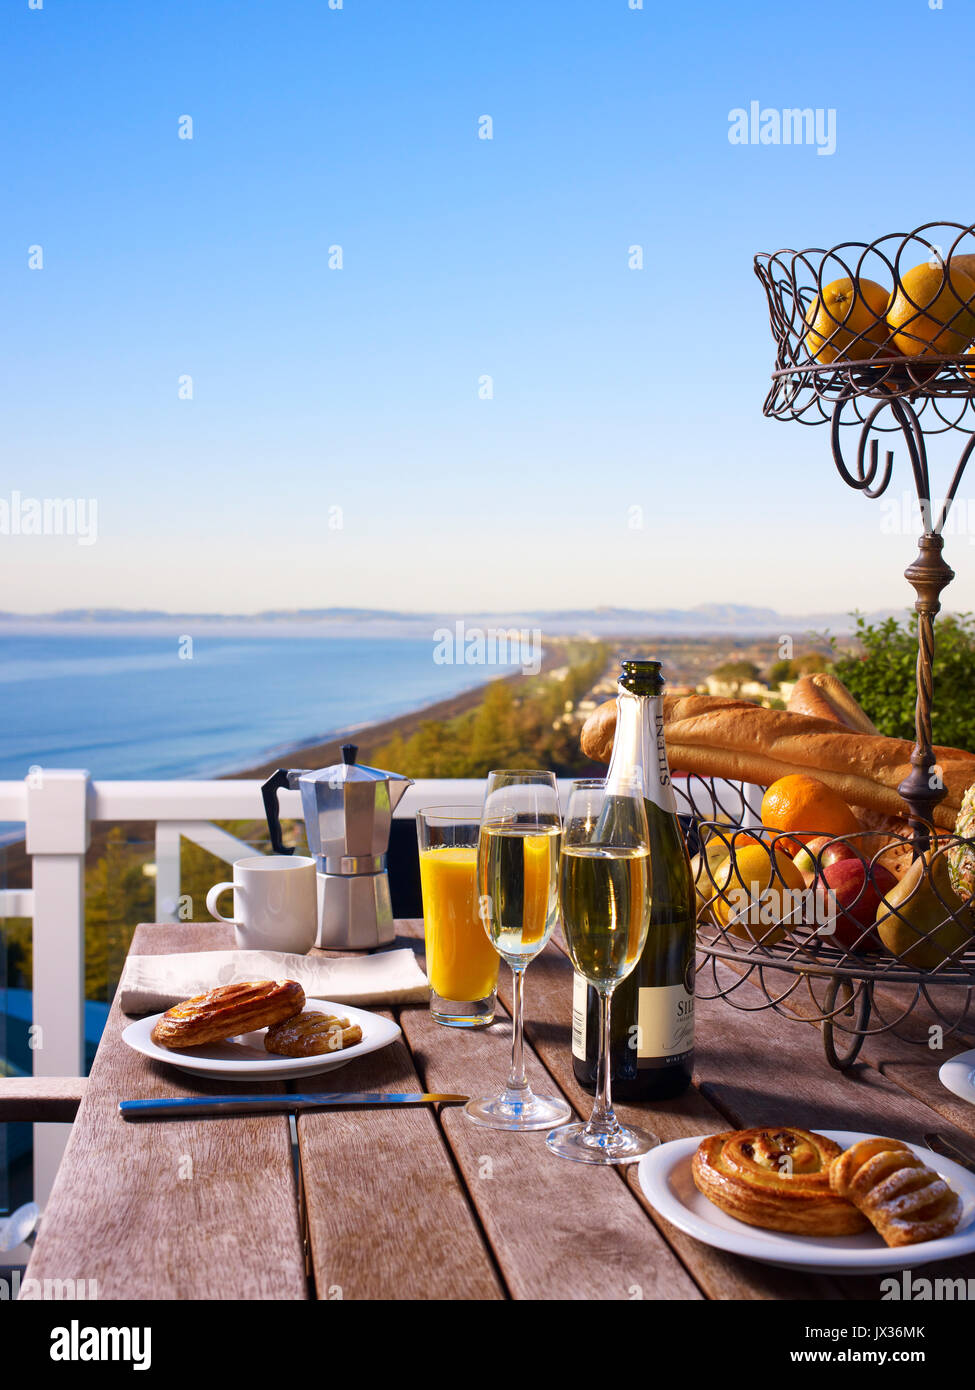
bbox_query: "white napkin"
[118,947,429,1015]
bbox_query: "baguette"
[787,673,880,735]
[580,695,975,831]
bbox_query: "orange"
[711,843,805,945]
[804,277,891,364]
[886,261,975,358]
[761,775,861,858]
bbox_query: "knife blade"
[119,1092,469,1120]
[923,1130,975,1175]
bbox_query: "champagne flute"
[465,770,572,1131]
[547,777,658,1163]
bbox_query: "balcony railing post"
[25,769,90,1203]
[154,824,182,923]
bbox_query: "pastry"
[150,979,305,1049]
[692,1127,869,1235]
[580,694,975,831]
[264,1010,363,1056]
[829,1136,963,1247]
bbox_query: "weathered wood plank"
[293,1018,504,1300]
[396,920,706,1299]
[24,924,308,1300]
[399,996,703,1301]
[705,953,975,1138]
[0,1077,87,1123]
[480,926,844,1301]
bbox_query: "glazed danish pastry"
[150,979,305,1049]
[829,1136,962,1247]
[264,1010,363,1056]
[692,1127,869,1235]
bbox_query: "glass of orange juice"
[417,807,500,1027]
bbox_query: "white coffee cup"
[205,855,318,954]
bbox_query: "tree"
[85,827,154,1001]
[793,651,830,675]
[766,658,794,687]
[712,660,760,694]
[831,612,975,751]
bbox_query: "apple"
[792,835,858,885]
[815,858,896,953]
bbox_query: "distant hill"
[0,603,915,637]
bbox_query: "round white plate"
[122,998,401,1081]
[940,1049,975,1106]
[637,1128,975,1275]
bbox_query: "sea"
[0,628,528,784]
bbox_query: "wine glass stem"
[506,964,529,1094]
[586,984,620,1138]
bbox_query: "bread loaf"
[787,673,880,735]
[580,695,975,830]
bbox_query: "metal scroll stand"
[690,225,975,1068]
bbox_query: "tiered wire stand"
[681,222,975,1069]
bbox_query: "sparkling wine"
[560,844,650,986]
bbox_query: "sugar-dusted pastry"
[829,1136,962,1247]
[151,979,305,1049]
[264,1010,363,1056]
[692,1127,869,1236]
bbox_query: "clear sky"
[3,0,974,616]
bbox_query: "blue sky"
[3,0,974,615]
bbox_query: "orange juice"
[420,845,500,1001]
[522,832,555,944]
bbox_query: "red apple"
[815,858,896,952]
[793,835,858,884]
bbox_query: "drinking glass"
[547,777,658,1163]
[417,806,499,1027]
[465,770,572,1131]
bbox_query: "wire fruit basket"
[684,223,975,1068]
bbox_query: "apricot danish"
[829,1137,962,1247]
[150,979,305,1049]
[264,1010,363,1056]
[692,1127,869,1235]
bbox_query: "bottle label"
[608,688,678,815]
[571,971,588,1060]
[636,983,694,1063]
[646,696,678,815]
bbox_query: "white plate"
[122,999,401,1081]
[940,1048,975,1106]
[637,1129,975,1275]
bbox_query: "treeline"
[371,641,609,778]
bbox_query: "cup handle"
[206,882,236,924]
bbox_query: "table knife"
[120,1092,469,1120]
[923,1130,975,1175]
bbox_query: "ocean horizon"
[0,630,530,784]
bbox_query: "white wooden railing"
[1,771,760,1204]
[0,772,502,1203]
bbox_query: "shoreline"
[0,667,557,890]
[226,652,565,780]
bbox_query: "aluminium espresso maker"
[261,744,413,950]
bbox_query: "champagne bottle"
[571,658,696,1099]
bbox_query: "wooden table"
[23,920,975,1300]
